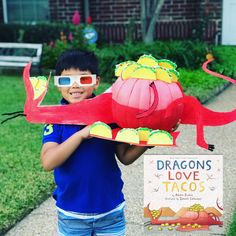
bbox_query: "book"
[144,154,223,233]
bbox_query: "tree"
[140,0,165,43]
[84,0,90,20]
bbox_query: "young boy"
[41,49,148,236]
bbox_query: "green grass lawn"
[227,212,236,236]
[0,75,53,234]
[0,74,111,234]
[179,68,228,103]
[0,68,231,234]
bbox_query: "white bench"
[0,42,42,69]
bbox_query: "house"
[0,0,234,45]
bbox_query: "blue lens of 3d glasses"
[58,77,71,85]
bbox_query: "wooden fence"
[95,20,217,44]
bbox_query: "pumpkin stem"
[136,82,159,119]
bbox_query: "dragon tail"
[202,58,236,85]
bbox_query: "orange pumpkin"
[112,77,184,131]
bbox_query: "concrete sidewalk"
[5,85,236,236]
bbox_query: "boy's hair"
[55,49,99,76]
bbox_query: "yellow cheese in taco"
[90,121,112,138]
[115,128,139,144]
[147,130,173,145]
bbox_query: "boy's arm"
[41,126,90,171]
[115,143,149,165]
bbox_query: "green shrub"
[0,23,72,43]
[92,41,210,82]
[179,68,228,103]
[212,46,236,79]
[42,40,70,72]
[42,25,96,70]
[0,23,211,79]
[23,24,71,43]
[0,24,20,42]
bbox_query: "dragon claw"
[208,144,215,152]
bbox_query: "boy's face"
[58,68,100,104]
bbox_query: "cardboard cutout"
[21,55,235,150]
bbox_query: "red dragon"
[3,54,235,150]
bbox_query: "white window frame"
[2,0,49,24]
[2,0,8,23]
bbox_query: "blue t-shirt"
[42,101,124,213]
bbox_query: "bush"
[0,23,211,81]
[179,68,228,103]
[93,41,210,82]
[212,46,236,79]
[41,41,205,83]
[0,23,72,43]
[42,24,96,70]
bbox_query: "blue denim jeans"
[57,208,126,236]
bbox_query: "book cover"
[144,155,223,234]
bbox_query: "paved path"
[5,85,236,236]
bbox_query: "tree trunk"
[141,0,165,43]
[140,0,147,40]
[84,0,90,20]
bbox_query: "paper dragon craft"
[13,54,236,150]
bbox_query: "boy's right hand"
[41,125,92,171]
[79,125,91,140]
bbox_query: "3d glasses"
[54,74,96,87]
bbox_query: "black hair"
[55,49,99,76]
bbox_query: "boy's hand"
[116,144,148,165]
[79,125,91,140]
[41,125,92,171]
